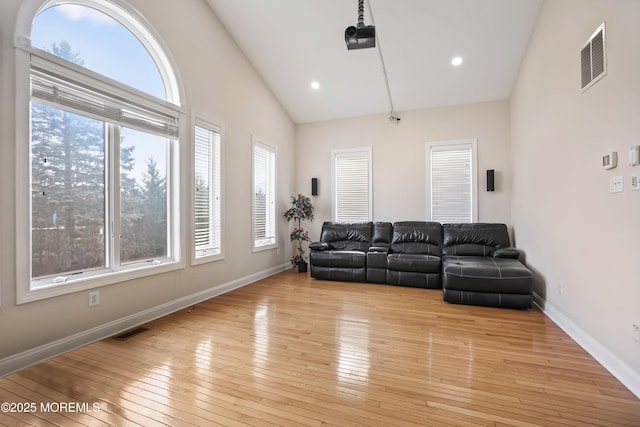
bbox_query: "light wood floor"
[1,270,638,426]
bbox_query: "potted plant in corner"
[283,193,314,272]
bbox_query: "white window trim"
[14,0,185,304]
[331,147,373,223]
[191,112,225,265]
[252,137,278,252]
[426,138,478,223]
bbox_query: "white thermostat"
[602,151,617,169]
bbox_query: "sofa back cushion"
[442,223,510,256]
[320,222,373,251]
[390,221,442,256]
[372,222,393,246]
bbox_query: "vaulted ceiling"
[205,0,543,124]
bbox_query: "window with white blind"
[332,147,372,223]
[16,0,183,303]
[427,139,478,223]
[193,117,223,263]
[252,138,277,251]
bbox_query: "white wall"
[511,0,640,393]
[295,100,512,240]
[0,0,295,362]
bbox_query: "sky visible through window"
[31,4,166,99]
[31,3,169,183]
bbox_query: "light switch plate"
[609,175,623,193]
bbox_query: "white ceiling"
[205,0,542,124]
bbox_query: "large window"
[427,139,478,223]
[16,0,182,302]
[252,138,277,251]
[193,116,223,262]
[332,147,372,222]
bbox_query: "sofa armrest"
[309,242,333,251]
[493,248,521,259]
[368,245,389,253]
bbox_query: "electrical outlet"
[558,282,565,296]
[633,322,640,344]
[89,291,100,307]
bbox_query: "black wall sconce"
[311,177,318,196]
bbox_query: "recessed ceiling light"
[451,56,463,66]
[310,81,320,90]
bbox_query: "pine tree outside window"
[16,0,182,303]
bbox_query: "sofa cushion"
[321,222,372,243]
[442,223,511,256]
[310,250,366,268]
[442,255,532,294]
[372,222,393,246]
[318,222,373,252]
[387,253,440,273]
[390,221,442,256]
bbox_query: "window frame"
[15,0,182,105]
[331,147,373,223]
[251,137,278,252]
[426,139,478,224]
[191,113,224,265]
[14,0,185,304]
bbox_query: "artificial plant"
[283,194,314,266]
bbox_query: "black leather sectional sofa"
[309,221,533,309]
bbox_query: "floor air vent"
[113,326,149,341]
[581,23,606,92]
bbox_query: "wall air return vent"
[581,23,606,92]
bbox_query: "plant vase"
[283,194,314,273]
[297,260,308,273]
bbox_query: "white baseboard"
[0,263,290,377]
[533,292,640,399]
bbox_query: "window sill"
[252,242,277,253]
[191,251,224,266]
[18,260,184,305]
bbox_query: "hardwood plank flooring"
[1,269,638,426]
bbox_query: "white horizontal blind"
[430,142,475,223]
[333,148,372,222]
[253,141,276,248]
[31,68,179,139]
[194,121,221,258]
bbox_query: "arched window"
[15,0,184,303]
[31,4,166,99]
